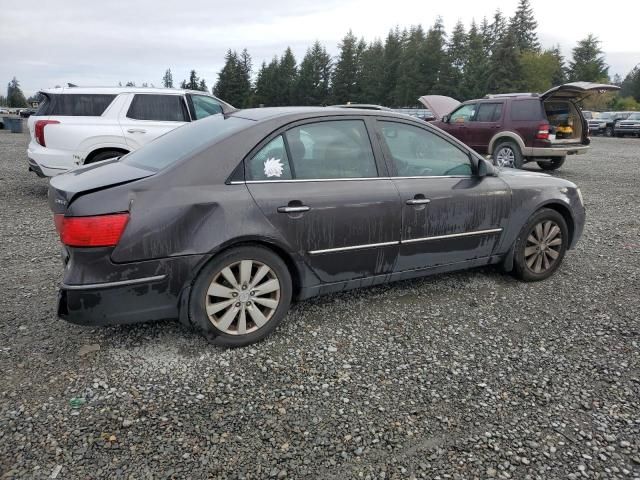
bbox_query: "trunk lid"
[541,82,620,102]
[418,95,461,120]
[48,159,154,214]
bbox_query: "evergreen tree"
[253,58,279,106]
[275,47,297,106]
[180,80,187,89]
[382,28,403,106]
[510,0,540,52]
[422,18,447,96]
[6,77,27,108]
[520,49,565,92]
[214,50,252,107]
[437,21,467,99]
[488,10,507,55]
[162,68,174,88]
[620,66,640,101]
[462,20,490,99]
[487,29,523,93]
[199,79,207,92]
[125,81,136,87]
[331,31,365,104]
[395,25,427,106]
[547,45,567,85]
[359,39,386,104]
[295,41,332,105]
[568,35,609,82]
[183,70,202,90]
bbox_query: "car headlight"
[576,188,584,206]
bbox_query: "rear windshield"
[36,93,116,116]
[121,114,252,171]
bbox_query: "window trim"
[239,116,386,183]
[125,93,191,122]
[373,118,478,178]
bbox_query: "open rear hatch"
[418,95,461,120]
[540,82,620,102]
[49,159,154,214]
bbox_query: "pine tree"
[6,77,27,108]
[182,70,201,90]
[487,29,523,93]
[253,58,279,106]
[275,47,297,106]
[437,21,467,99]
[198,79,207,92]
[382,28,403,106]
[547,45,566,85]
[213,50,252,107]
[620,66,640,101]
[331,31,365,104]
[422,18,447,96]
[568,35,609,82]
[395,25,427,106]
[295,41,332,105]
[359,39,386,104]
[510,0,540,52]
[488,10,507,55]
[462,20,489,99]
[162,69,174,88]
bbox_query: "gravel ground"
[0,130,639,479]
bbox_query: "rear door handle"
[406,198,431,205]
[127,128,147,134]
[277,206,310,213]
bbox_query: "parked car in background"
[27,86,233,177]
[19,108,36,118]
[49,107,585,346]
[614,112,640,137]
[420,82,619,170]
[588,111,633,137]
[394,108,435,122]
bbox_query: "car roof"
[39,86,211,96]
[230,106,417,122]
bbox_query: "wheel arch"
[488,132,526,155]
[85,146,130,164]
[538,201,575,247]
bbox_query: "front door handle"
[127,128,147,134]
[406,198,431,205]
[277,206,310,213]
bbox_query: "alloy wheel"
[524,220,563,274]
[495,147,515,168]
[205,260,281,335]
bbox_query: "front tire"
[538,157,565,171]
[513,208,568,282]
[189,246,292,347]
[492,141,523,169]
[605,126,613,137]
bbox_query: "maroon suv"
[420,82,618,171]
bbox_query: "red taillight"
[34,120,60,147]
[536,123,550,140]
[54,213,129,247]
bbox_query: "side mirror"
[477,158,496,177]
[442,115,449,123]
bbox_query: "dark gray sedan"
[49,107,585,346]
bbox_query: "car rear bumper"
[523,145,589,157]
[58,275,178,326]
[27,140,77,177]
[57,250,210,326]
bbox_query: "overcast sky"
[2,0,639,97]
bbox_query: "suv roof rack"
[484,92,539,99]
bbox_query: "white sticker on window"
[264,158,284,178]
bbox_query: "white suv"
[27,87,233,177]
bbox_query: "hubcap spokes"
[206,260,280,335]
[496,148,515,168]
[524,220,562,274]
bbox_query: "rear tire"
[85,150,126,164]
[189,246,292,347]
[605,126,613,137]
[513,208,568,282]
[492,141,523,169]
[537,157,565,171]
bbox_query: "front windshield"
[122,114,252,171]
[599,113,611,119]
[627,113,640,120]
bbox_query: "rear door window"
[511,99,543,121]
[284,120,378,179]
[475,103,503,122]
[127,94,189,122]
[41,94,116,116]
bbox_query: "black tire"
[605,126,613,137]
[492,140,523,169]
[189,246,292,347]
[537,157,566,171]
[513,208,569,282]
[85,150,126,164]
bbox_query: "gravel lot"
[1,130,639,479]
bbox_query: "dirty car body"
[49,107,585,345]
